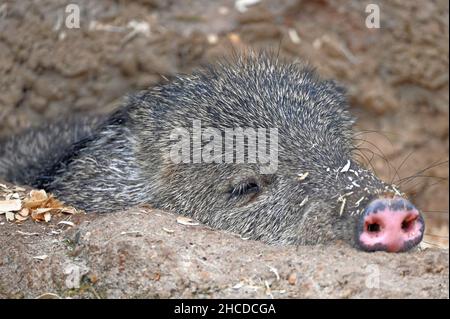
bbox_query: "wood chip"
[5,211,15,221]
[6,193,20,200]
[35,293,61,299]
[340,160,351,173]
[60,206,77,215]
[162,227,175,234]
[57,221,75,227]
[18,208,30,217]
[235,0,260,12]
[2,188,77,223]
[23,189,63,211]
[44,212,52,222]
[31,208,56,221]
[297,172,309,181]
[339,197,347,216]
[17,230,40,236]
[176,216,200,226]
[33,254,48,260]
[299,196,309,207]
[15,213,28,221]
[288,272,298,285]
[30,189,48,201]
[0,199,22,212]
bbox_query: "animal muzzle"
[357,197,425,252]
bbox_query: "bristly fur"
[0,52,401,247]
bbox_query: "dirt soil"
[0,206,448,299]
[0,0,449,298]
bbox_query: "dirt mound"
[0,209,447,299]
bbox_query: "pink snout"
[357,197,425,252]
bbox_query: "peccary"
[0,53,424,252]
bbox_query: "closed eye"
[229,181,260,198]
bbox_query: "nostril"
[366,222,381,233]
[401,216,418,233]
